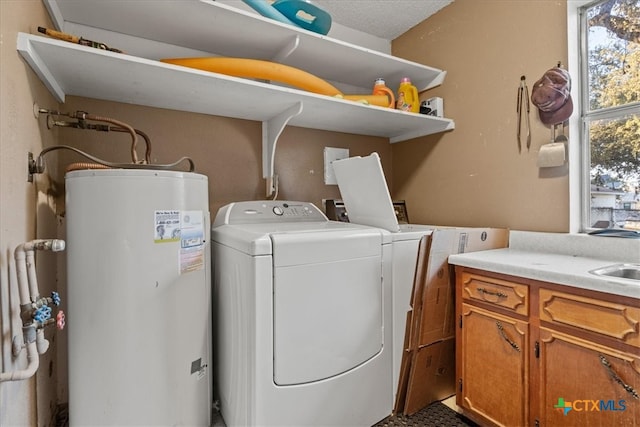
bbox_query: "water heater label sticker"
[180,211,204,248]
[180,210,205,274]
[154,210,181,243]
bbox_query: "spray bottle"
[396,77,420,113]
[372,78,395,108]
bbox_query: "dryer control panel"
[213,201,328,226]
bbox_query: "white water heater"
[65,169,211,426]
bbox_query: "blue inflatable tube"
[273,0,331,35]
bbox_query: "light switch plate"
[324,147,349,185]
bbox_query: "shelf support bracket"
[271,35,300,63]
[421,70,447,92]
[263,102,303,197]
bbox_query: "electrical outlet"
[324,147,349,185]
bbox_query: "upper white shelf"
[42,0,447,93]
[17,33,455,143]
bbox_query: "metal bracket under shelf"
[271,35,300,63]
[263,102,303,197]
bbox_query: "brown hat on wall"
[531,67,573,126]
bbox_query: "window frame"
[569,0,640,233]
[568,0,588,233]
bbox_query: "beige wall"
[1,1,62,425]
[0,1,390,424]
[391,0,570,231]
[55,97,391,217]
[1,0,572,424]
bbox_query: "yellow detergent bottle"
[372,78,395,108]
[396,77,420,113]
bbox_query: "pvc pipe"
[14,245,31,305]
[0,239,65,382]
[25,248,48,354]
[36,329,50,354]
[1,246,37,382]
[21,239,65,253]
[14,240,64,305]
[0,342,39,382]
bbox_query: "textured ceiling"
[220,1,454,40]
[313,0,454,39]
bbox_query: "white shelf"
[43,0,447,92]
[17,34,454,141]
[25,0,455,195]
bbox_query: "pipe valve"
[56,311,66,330]
[51,291,61,305]
[33,306,52,323]
[21,292,63,326]
[1,239,66,382]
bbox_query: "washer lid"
[333,153,400,232]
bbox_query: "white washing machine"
[332,153,435,400]
[211,201,392,427]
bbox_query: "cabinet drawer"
[461,272,528,316]
[539,288,640,347]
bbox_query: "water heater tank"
[65,169,211,426]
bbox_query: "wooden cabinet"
[459,304,529,427]
[538,288,640,427]
[539,328,639,426]
[455,267,640,427]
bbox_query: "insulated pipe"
[0,239,65,382]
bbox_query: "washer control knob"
[273,206,284,216]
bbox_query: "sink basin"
[590,263,640,281]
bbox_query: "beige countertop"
[448,231,640,298]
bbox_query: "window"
[578,0,640,231]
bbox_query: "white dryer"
[211,201,392,427]
[332,153,435,400]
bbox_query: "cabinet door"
[539,328,640,426]
[459,303,529,427]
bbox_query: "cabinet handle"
[496,321,520,352]
[477,287,507,299]
[599,355,639,400]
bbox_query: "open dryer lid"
[332,152,400,232]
